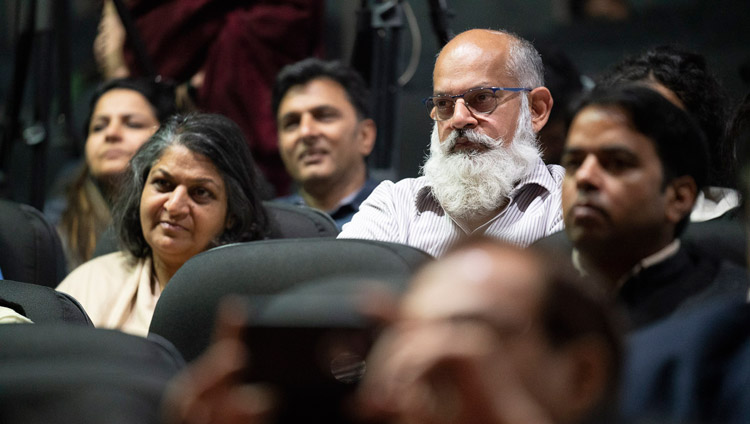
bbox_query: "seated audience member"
[597,45,739,221]
[57,113,268,337]
[50,77,177,270]
[561,84,748,329]
[161,238,622,424]
[271,58,378,229]
[619,111,750,423]
[339,29,562,257]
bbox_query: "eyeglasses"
[422,86,532,121]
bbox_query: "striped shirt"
[338,158,564,257]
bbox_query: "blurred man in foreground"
[163,238,622,424]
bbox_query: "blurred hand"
[161,298,276,424]
[93,0,130,79]
[357,320,555,424]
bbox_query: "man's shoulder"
[516,160,564,194]
[545,163,565,181]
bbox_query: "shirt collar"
[329,177,378,214]
[571,239,682,288]
[508,158,561,198]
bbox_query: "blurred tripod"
[351,0,454,177]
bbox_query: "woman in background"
[57,77,176,270]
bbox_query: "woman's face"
[140,144,229,268]
[86,88,160,180]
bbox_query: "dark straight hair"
[114,113,268,258]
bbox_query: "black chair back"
[149,238,432,361]
[0,279,92,325]
[0,199,66,287]
[0,324,184,424]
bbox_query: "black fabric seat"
[0,324,185,424]
[0,199,67,287]
[0,279,91,325]
[149,238,432,362]
[264,201,339,238]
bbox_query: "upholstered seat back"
[0,325,184,424]
[0,199,67,287]
[0,279,92,325]
[149,238,432,362]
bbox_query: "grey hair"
[434,29,545,88]
[505,32,545,88]
[114,113,268,259]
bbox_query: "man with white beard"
[338,29,563,257]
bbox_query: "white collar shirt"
[338,158,564,257]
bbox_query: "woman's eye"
[191,186,213,201]
[152,178,172,191]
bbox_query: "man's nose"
[298,113,319,140]
[450,98,478,129]
[575,155,602,190]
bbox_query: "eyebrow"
[90,113,154,124]
[151,168,221,187]
[563,145,638,156]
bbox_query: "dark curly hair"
[597,45,733,187]
[114,113,269,259]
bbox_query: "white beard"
[421,97,541,223]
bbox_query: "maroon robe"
[124,0,325,194]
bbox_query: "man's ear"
[530,87,554,133]
[357,118,377,156]
[665,175,698,224]
[555,337,613,423]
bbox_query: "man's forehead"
[286,77,344,97]
[567,106,642,148]
[402,247,542,321]
[433,31,512,89]
[278,78,351,116]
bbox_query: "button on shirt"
[339,158,564,257]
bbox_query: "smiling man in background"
[272,59,378,230]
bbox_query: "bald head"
[434,29,544,90]
[434,30,515,86]
[403,242,545,325]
